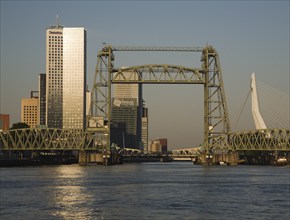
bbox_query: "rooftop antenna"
[56,15,60,27]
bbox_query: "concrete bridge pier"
[199,151,238,165]
[79,151,105,165]
[78,150,123,165]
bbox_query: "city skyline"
[1,1,289,149]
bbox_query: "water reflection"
[50,166,96,220]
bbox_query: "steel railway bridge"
[1,45,289,164]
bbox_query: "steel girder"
[0,129,106,151]
[171,148,201,156]
[90,45,231,154]
[229,129,290,151]
[113,65,204,84]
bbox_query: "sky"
[0,0,289,149]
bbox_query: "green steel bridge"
[0,128,289,152]
[1,45,289,162]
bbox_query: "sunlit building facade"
[46,25,63,128]
[21,97,39,128]
[46,25,86,130]
[62,28,86,130]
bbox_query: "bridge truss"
[0,128,106,151]
[230,129,290,151]
[89,45,231,154]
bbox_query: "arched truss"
[171,147,201,156]
[89,45,231,154]
[0,128,106,151]
[230,129,290,151]
[113,65,204,84]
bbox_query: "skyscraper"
[112,71,143,148]
[46,25,63,128]
[63,28,86,130]
[46,23,86,130]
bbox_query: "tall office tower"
[46,24,86,130]
[62,28,86,131]
[112,72,143,148]
[38,73,46,126]
[46,25,63,128]
[21,92,39,128]
[111,98,138,148]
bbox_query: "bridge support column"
[79,151,88,165]
[79,151,105,165]
[199,152,238,165]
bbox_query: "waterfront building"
[62,28,86,131]
[150,140,162,153]
[0,114,10,131]
[38,73,46,126]
[150,138,167,153]
[159,138,168,153]
[21,94,39,128]
[46,23,86,130]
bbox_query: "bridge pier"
[199,152,238,165]
[78,151,123,165]
[79,151,104,165]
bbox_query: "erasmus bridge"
[0,45,289,165]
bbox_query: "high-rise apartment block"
[46,24,86,130]
[38,73,46,126]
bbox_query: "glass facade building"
[112,72,143,148]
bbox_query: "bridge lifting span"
[89,45,231,155]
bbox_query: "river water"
[0,163,289,220]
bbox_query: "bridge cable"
[233,89,251,130]
[256,80,289,129]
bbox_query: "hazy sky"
[1,1,289,149]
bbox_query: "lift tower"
[88,45,231,164]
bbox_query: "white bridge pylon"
[251,73,267,130]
